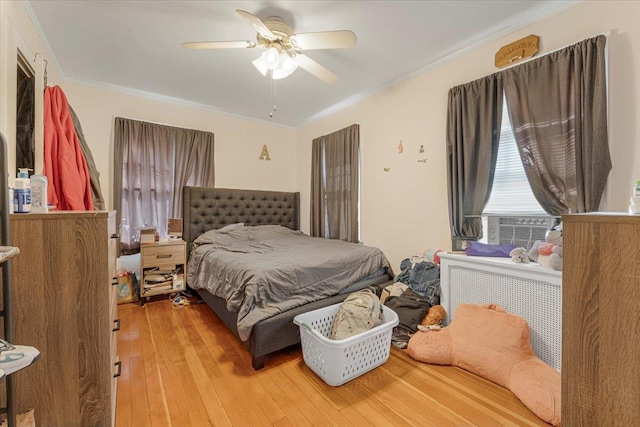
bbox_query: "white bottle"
[14,168,31,213]
[630,180,640,214]
[30,174,48,213]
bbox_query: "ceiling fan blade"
[292,54,338,84]
[236,10,277,41]
[181,41,254,50]
[291,30,357,50]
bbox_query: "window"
[447,36,608,248]
[114,118,214,254]
[483,97,547,215]
[310,124,360,243]
[319,143,361,240]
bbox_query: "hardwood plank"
[117,299,552,426]
[254,369,315,427]
[386,354,544,426]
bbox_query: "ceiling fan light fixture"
[184,10,356,85]
[262,47,280,68]
[252,57,269,76]
[272,52,298,80]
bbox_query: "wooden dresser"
[3,211,119,426]
[563,213,640,425]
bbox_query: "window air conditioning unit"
[487,216,556,251]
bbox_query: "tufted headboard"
[182,186,300,254]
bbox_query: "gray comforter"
[187,225,389,341]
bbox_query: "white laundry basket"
[293,303,399,386]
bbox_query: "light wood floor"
[115,299,550,427]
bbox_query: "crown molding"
[63,77,296,130]
[22,0,581,130]
[21,0,65,81]
[300,0,581,127]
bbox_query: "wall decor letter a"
[259,144,271,160]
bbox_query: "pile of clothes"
[382,254,443,349]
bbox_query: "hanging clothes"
[69,104,105,210]
[44,86,94,210]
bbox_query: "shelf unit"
[1,132,35,427]
[140,239,187,305]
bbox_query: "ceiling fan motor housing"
[258,17,296,53]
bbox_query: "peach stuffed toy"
[417,305,446,331]
[407,303,561,426]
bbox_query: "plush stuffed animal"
[509,247,530,263]
[528,227,563,271]
[417,305,446,331]
[407,303,561,426]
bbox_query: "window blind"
[483,97,547,215]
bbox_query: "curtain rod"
[113,116,214,134]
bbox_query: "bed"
[182,186,393,369]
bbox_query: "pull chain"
[269,77,277,118]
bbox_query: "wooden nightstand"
[140,239,187,305]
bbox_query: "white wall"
[0,0,62,177]
[296,0,640,270]
[61,82,296,209]
[3,1,640,272]
[0,1,296,213]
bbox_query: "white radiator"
[439,253,562,371]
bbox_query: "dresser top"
[562,212,640,224]
[10,210,114,221]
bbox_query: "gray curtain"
[502,35,610,215]
[113,118,214,253]
[310,136,324,238]
[173,129,215,218]
[446,74,503,250]
[310,124,360,242]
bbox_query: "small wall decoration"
[419,144,425,154]
[397,141,404,154]
[259,144,271,160]
[383,167,391,172]
[495,34,540,68]
[417,158,427,164]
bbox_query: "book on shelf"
[143,283,172,292]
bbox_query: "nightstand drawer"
[142,244,185,267]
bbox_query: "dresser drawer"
[109,238,118,273]
[142,244,185,268]
[110,287,119,357]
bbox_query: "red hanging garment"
[43,86,94,210]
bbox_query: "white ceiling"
[25,0,578,128]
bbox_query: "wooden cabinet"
[3,211,119,426]
[562,213,640,426]
[140,239,186,304]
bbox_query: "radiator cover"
[439,253,562,371]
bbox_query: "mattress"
[187,224,390,340]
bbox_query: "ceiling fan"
[182,10,357,84]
